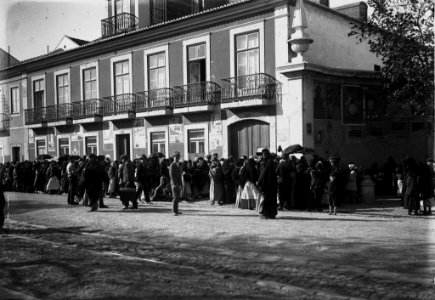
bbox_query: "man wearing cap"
[169,151,182,216]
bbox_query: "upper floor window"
[187,43,206,84]
[115,0,129,15]
[148,52,166,90]
[56,73,70,104]
[114,60,130,95]
[192,0,204,13]
[236,31,259,76]
[151,0,166,24]
[33,79,44,108]
[10,87,19,114]
[83,67,97,100]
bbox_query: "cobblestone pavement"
[1,192,435,299]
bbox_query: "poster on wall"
[134,126,146,148]
[103,122,113,144]
[169,124,183,143]
[342,85,364,124]
[28,129,34,144]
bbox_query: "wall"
[303,2,381,70]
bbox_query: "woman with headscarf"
[238,157,259,210]
[257,148,278,219]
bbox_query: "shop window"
[36,140,47,156]
[59,138,70,156]
[188,129,205,154]
[85,136,98,155]
[151,132,166,155]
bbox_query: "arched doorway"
[229,120,270,158]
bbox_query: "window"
[36,140,47,156]
[33,79,44,108]
[83,67,97,100]
[187,44,206,84]
[59,138,69,156]
[85,136,98,155]
[235,32,259,77]
[56,73,70,104]
[188,129,205,154]
[192,0,203,13]
[114,60,130,95]
[151,132,166,155]
[10,87,19,114]
[151,0,166,24]
[115,0,128,14]
[148,52,166,90]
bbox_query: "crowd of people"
[0,149,433,231]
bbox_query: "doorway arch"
[229,119,270,158]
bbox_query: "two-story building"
[0,0,432,167]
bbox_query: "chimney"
[334,2,368,22]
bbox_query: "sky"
[0,0,366,61]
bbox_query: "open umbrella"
[295,147,316,155]
[283,144,303,155]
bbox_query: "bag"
[46,176,60,191]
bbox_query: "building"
[0,0,432,167]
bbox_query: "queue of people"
[0,150,433,222]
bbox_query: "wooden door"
[229,120,269,158]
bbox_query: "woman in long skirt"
[209,161,225,205]
[238,158,259,210]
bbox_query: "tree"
[349,0,434,117]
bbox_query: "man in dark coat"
[84,154,109,212]
[257,148,278,219]
[169,152,182,216]
[275,153,294,210]
[135,155,151,204]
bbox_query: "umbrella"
[37,154,53,161]
[295,147,316,155]
[283,144,303,155]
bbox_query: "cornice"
[0,0,285,81]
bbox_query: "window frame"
[10,86,20,114]
[55,72,70,105]
[110,53,132,97]
[35,137,48,157]
[147,126,168,156]
[229,22,264,78]
[188,129,205,155]
[58,137,70,157]
[144,45,169,91]
[183,123,208,160]
[80,61,100,101]
[32,75,46,108]
[182,35,210,85]
[147,52,166,90]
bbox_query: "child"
[326,172,338,215]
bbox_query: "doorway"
[229,120,270,158]
[116,134,130,160]
[12,146,21,162]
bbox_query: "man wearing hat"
[169,151,182,216]
[135,154,151,205]
[84,153,109,212]
[257,148,278,219]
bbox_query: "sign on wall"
[134,126,146,148]
[169,124,183,143]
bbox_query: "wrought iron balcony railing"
[0,113,10,131]
[72,99,103,120]
[25,107,46,125]
[221,73,281,103]
[44,103,73,122]
[103,93,136,116]
[173,81,221,108]
[101,13,139,38]
[136,88,175,112]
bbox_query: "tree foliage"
[349,0,434,117]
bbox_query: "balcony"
[25,104,73,127]
[0,113,10,132]
[221,73,281,109]
[173,81,221,113]
[72,99,103,124]
[103,93,136,120]
[101,13,138,38]
[136,88,175,117]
